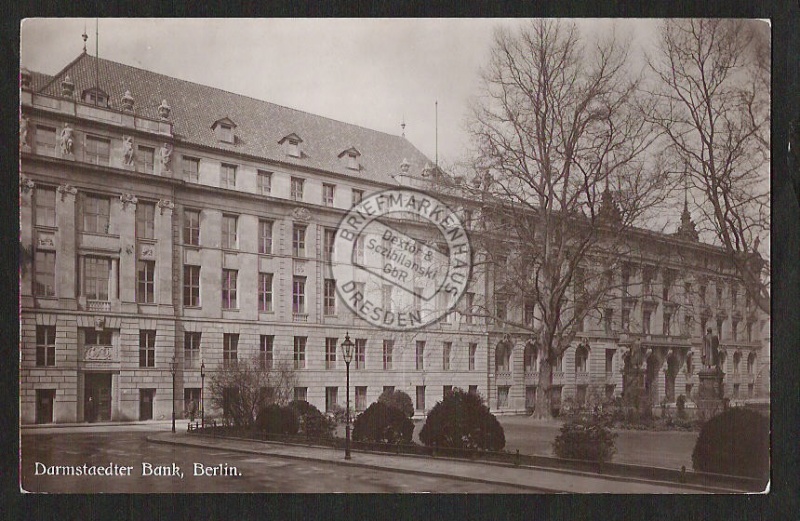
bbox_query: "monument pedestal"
[622,368,646,405]
[696,368,725,419]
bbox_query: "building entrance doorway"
[140,389,155,420]
[84,373,112,422]
[36,389,55,424]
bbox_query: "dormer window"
[338,147,361,171]
[82,88,109,107]
[279,133,303,158]
[211,118,237,144]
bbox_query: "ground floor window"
[497,386,510,409]
[325,387,338,413]
[576,385,587,406]
[525,386,536,411]
[416,386,425,411]
[294,387,307,402]
[550,386,563,416]
[355,386,367,411]
[36,389,55,424]
[184,388,200,419]
[469,385,478,396]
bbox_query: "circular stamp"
[331,188,472,331]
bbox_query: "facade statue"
[59,122,74,155]
[160,142,172,170]
[122,136,134,165]
[20,116,29,148]
[702,328,721,369]
[628,336,644,370]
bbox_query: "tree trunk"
[532,359,553,419]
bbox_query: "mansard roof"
[35,53,431,185]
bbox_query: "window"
[292,224,306,257]
[355,386,367,411]
[135,202,155,239]
[731,284,738,307]
[495,294,507,321]
[254,272,273,312]
[575,345,588,373]
[731,319,739,341]
[442,342,452,371]
[323,279,336,315]
[747,352,756,374]
[257,170,272,195]
[257,335,273,370]
[684,314,694,337]
[355,236,365,264]
[220,163,237,188]
[382,285,393,312]
[443,385,453,398]
[663,311,672,336]
[416,386,426,411]
[85,135,111,165]
[621,265,631,294]
[34,251,56,297]
[555,353,564,372]
[184,332,200,369]
[733,351,741,374]
[642,267,653,295]
[183,156,200,182]
[747,321,754,342]
[139,330,156,368]
[84,89,107,105]
[292,276,306,314]
[325,387,339,412]
[137,145,155,173]
[326,337,338,369]
[524,300,535,327]
[604,309,614,334]
[183,265,200,307]
[83,256,111,300]
[469,343,477,371]
[716,318,724,339]
[36,325,56,367]
[699,284,707,304]
[346,152,359,170]
[464,292,475,325]
[621,307,631,332]
[85,328,112,346]
[524,343,537,373]
[352,189,364,206]
[716,285,724,307]
[416,341,425,371]
[221,215,238,249]
[469,385,479,395]
[184,210,200,245]
[223,333,238,367]
[258,219,273,255]
[323,183,335,206]
[294,337,306,369]
[137,260,155,303]
[642,309,652,335]
[323,228,336,262]
[222,269,238,309]
[497,386,510,408]
[35,187,56,227]
[294,387,307,402]
[291,177,304,201]
[218,123,234,143]
[83,194,110,234]
[382,340,393,370]
[355,339,366,370]
[36,125,57,153]
[576,385,588,406]
[605,349,616,374]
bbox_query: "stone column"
[20,177,36,306]
[118,194,138,307]
[56,184,78,309]
[156,199,175,309]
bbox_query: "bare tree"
[463,20,665,418]
[646,19,770,313]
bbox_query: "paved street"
[21,427,534,493]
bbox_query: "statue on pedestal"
[122,136,134,165]
[59,122,74,155]
[702,328,721,370]
[160,142,172,171]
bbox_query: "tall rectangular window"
[258,273,273,312]
[223,333,238,367]
[323,279,336,315]
[382,340,393,370]
[83,194,110,234]
[34,251,56,297]
[621,307,631,332]
[497,386,510,408]
[183,265,200,307]
[292,276,306,314]
[416,386,425,411]
[323,228,336,261]
[36,325,56,367]
[291,177,304,201]
[524,299,535,327]
[495,294,507,321]
[184,332,201,369]
[137,145,155,173]
[604,309,614,334]
[294,336,306,369]
[85,135,111,165]
[469,343,477,371]
[260,335,274,369]
[355,339,366,370]
[642,309,652,335]
[382,285,393,312]
[139,330,156,368]
[605,349,615,374]
[416,341,425,371]
[355,386,367,411]
[35,187,56,227]
[325,387,338,412]
[257,170,272,195]
[220,163,237,188]
[184,209,200,245]
[83,256,110,300]
[222,269,238,309]
[137,260,155,303]
[323,183,335,206]
[294,387,307,402]
[352,189,364,206]
[355,236,365,264]
[326,337,338,369]
[221,214,238,249]
[183,156,200,182]
[292,224,306,257]
[35,125,57,153]
[464,292,474,325]
[442,342,452,371]
[663,311,672,336]
[258,220,273,254]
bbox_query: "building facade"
[19,52,769,424]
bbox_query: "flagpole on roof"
[95,18,99,106]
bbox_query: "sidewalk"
[147,431,735,494]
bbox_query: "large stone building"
[19,51,769,424]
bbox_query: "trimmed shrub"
[378,389,415,418]
[289,400,335,438]
[553,413,617,463]
[419,388,505,451]
[255,403,299,436]
[692,407,769,480]
[352,402,414,444]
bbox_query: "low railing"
[87,300,111,312]
[293,313,308,323]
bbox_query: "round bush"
[553,415,617,463]
[289,400,335,438]
[377,389,414,418]
[255,403,299,436]
[352,402,414,444]
[691,407,769,480]
[419,388,505,451]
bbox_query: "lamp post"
[340,332,354,460]
[170,356,176,433]
[200,359,206,429]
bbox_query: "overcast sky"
[21,18,660,165]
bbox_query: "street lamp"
[200,359,205,429]
[170,356,176,434]
[340,332,354,460]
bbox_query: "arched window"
[747,352,756,374]
[495,341,512,372]
[524,342,538,373]
[574,344,589,373]
[733,351,742,374]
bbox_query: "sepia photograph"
[19,18,771,494]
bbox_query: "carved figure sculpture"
[160,142,172,170]
[20,116,28,147]
[702,328,714,369]
[60,122,74,155]
[122,136,134,165]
